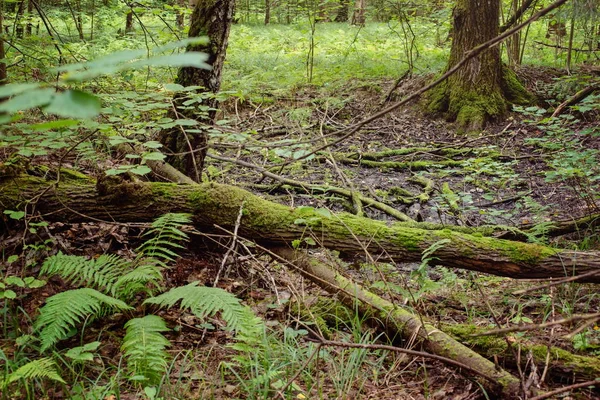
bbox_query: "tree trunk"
[26,0,33,36]
[351,0,365,25]
[159,0,235,182]
[277,248,521,398]
[2,169,600,283]
[125,10,133,33]
[0,1,6,85]
[334,0,349,22]
[16,0,25,38]
[427,0,531,130]
[175,0,186,29]
[264,0,270,24]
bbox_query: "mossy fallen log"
[445,324,600,383]
[1,168,600,282]
[274,247,521,397]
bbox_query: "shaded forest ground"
[4,65,599,399]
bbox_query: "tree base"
[426,66,534,131]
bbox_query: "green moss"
[424,80,449,115]
[59,168,91,182]
[446,324,600,378]
[151,184,175,199]
[501,66,535,106]
[449,90,507,131]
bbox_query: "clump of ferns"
[29,213,263,386]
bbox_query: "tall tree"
[0,0,6,85]
[334,0,349,22]
[427,0,532,130]
[160,0,236,182]
[351,0,365,25]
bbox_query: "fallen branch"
[2,168,600,282]
[272,247,521,397]
[551,83,600,118]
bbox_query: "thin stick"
[214,200,245,286]
[474,312,600,337]
[528,379,599,400]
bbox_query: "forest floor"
[4,66,600,399]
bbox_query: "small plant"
[28,213,263,392]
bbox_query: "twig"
[206,153,414,222]
[474,312,600,337]
[528,379,599,400]
[214,200,245,286]
[512,269,600,295]
[312,337,498,384]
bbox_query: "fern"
[121,315,170,385]
[4,358,65,386]
[137,213,191,262]
[35,288,132,351]
[41,253,129,295]
[113,260,164,299]
[144,282,262,338]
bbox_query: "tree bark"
[125,10,133,33]
[427,0,532,130]
[334,0,349,22]
[159,0,235,182]
[2,169,600,283]
[0,1,6,85]
[351,0,365,25]
[264,0,270,24]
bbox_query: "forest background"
[1,0,600,399]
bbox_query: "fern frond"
[113,260,164,299]
[137,213,191,262]
[5,358,65,386]
[41,253,129,295]
[35,288,132,351]
[121,315,170,385]
[144,282,263,338]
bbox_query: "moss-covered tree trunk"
[428,0,531,130]
[2,168,600,283]
[159,0,235,182]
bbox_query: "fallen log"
[274,247,522,397]
[1,168,600,282]
[445,324,600,383]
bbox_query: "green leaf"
[143,141,163,149]
[174,119,198,126]
[0,88,56,113]
[163,83,185,91]
[7,255,19,264]
[109,135,137,146]
[30,120,80,130]
[142,152,166,161]
[1,290,17,299]
[4,210,25,220]
[130,165,152,175]
[5,276,25,287]
[0,83,41,98]
[44,90,101,119]
[130,53,211,70]
[105,168,128,176]
[303,237,316,246]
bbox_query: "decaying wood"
[551,83,600,117]
[1,168,600,283]
[273,247,521,397]
[445,324,600,383]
